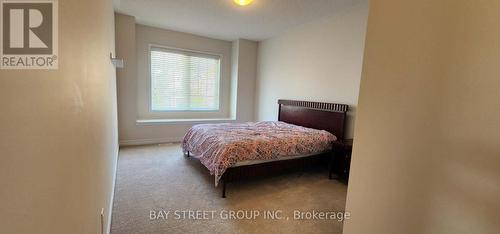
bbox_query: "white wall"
[255,2,369,139]
[115,13,139,145]
[0,0,118,233]
[232,39,258,122]
[345,0,500,233]
[115,14,258,145]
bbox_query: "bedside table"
[329,139,353,181]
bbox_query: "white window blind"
[150,46,221,111]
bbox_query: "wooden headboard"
[278,99,349,140]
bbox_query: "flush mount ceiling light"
[234,0,253,6]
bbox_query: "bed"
[182,99,348,197]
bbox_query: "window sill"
[136,118,236,126]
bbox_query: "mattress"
[181,121,336,185]
[231,151,329,167]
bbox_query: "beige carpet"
[111,143,348,234]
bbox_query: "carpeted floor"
[111,143,348,234]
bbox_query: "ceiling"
[114,0,365,41]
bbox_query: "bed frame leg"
[222,180,227,198]
[186,151,190,157]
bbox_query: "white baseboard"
[107,146,119,234]
[119,137,183,146]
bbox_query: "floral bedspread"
[181,121,336,185]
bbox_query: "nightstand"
[329,139,353,181]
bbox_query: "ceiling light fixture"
[234,0,253,6]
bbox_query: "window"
[150,46,221,111]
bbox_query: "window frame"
[148,44,223,113]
